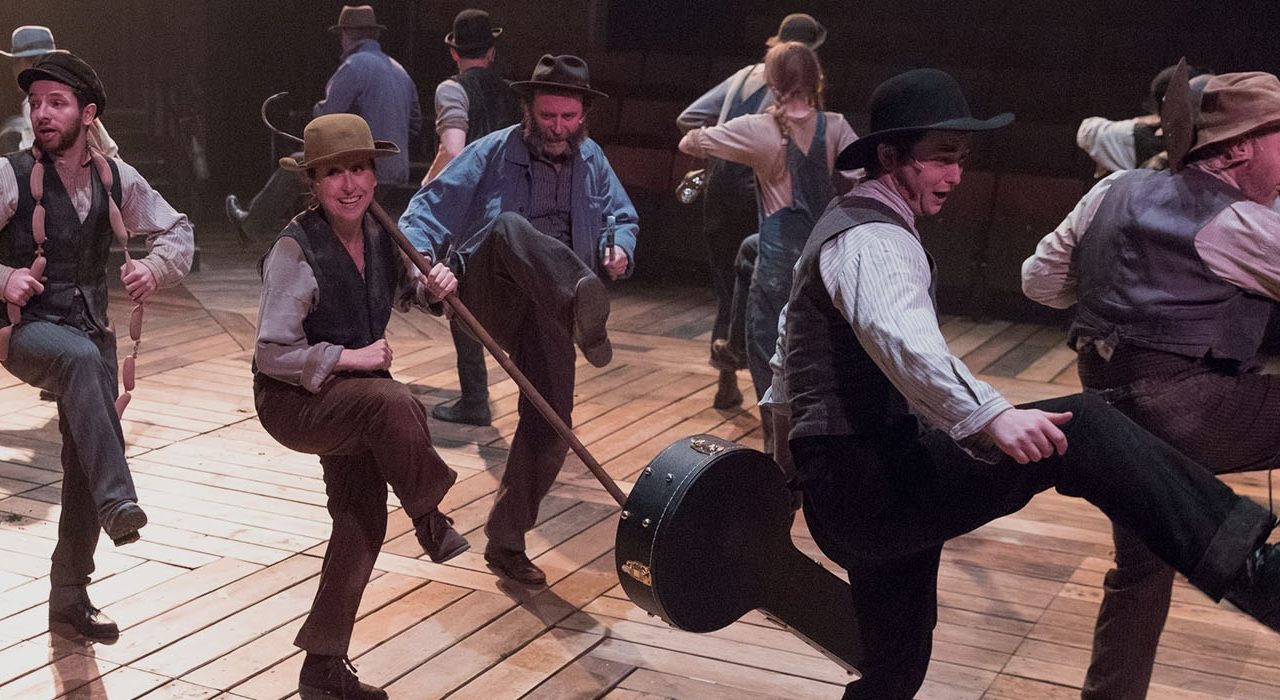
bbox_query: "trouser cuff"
[1189,498,1275,600]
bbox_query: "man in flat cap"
[0,51,193,642]
[423,8,522,428]
[677,13,826,411]
[788,67,1280,699]
[2,25,117,157]
[226,4,421,242]
[1024,67,1280,699]
[400,54,637,586]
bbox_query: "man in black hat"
[422,8,522,428]
[785,68,1280,699]
[677,12,826,410]
[225,4,421,242]
[400,54,637,586]
[0,51,194,642]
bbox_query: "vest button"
[73,288,82,297]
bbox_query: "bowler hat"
[1189,71,1280,156]
[836,68,1013,170]
[279,114,399,172]
[18,51,107,117]
[766,14,826,50]
[445,9,502,52]
[328,5,386,34]
[512,54,608,99]
[1,25,56,59]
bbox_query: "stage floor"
[0,224,1276,699]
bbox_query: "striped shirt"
[0,153,194,296]
[818,176,1013,442]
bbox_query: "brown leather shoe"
[299,654,387,700]
[713,369,743,409]
[484,547,547,586]
[102,501,147,547]
[414,510,470,563]
[49,601,119,642]
[572,276,612,367]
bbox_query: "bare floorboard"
[0,227,1275,699]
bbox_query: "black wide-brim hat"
[836,68,1013,170]
[18,50,107,117]
[512,54,608,99]
[445,9,503,52]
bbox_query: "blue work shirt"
[398,125,638,278]
[314,39,422,185]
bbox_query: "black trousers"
[458,213,595,553]
[795,394,1273,700]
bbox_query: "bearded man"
[399,54,637,586]
[0,52,193,642]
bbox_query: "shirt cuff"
[0,264,13,301]
[949,396,1015,442]
[301,343,344,393]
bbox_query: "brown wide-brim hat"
[329,5,386,33]
[280,114,399,172]
[765,13,826,50]
[445,9,502,52]
[1187,71,1280,156]
[836,68,1013,170]
[512,54,608,99]
[18,50,107,117]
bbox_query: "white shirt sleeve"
[1021,173,1121,309]
[820,224,1013,441]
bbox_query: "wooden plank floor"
[1,224,1278,699]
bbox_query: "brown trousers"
[1078,346,1280,700]
[255,374,457,656]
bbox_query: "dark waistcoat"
[281,207,399,379]
[454,66,521,144]
[0,150,121,330]
[1070,168,1272,364]
[786,196,920,443]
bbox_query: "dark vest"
[1070,168,1273,363]
[279,207,399,379]
[786,196,920,443]
[0,150,121,330]
[454,66,521,144]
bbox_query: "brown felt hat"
[279,114,398,172]
[1189,71,1280,155]
[512,54,607,99]
[765,13,826,50]
[328,5,386,33]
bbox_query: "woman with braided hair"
[679,41,858,451]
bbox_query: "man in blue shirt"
[400,54,636,586]
[225,4,422,242]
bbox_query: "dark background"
[3,1,1278,319]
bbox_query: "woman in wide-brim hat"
[253,113,468,700]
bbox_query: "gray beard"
[522,121,587,162]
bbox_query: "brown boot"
[713,369,742,409]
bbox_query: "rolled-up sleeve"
[821,224,1013,440]
[116,159,194,288]
[254,237,342,392]
[0,159,19,296]
[1077,117,1137,173]
[434,79,469,135]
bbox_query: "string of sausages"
[0,146,142,417]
